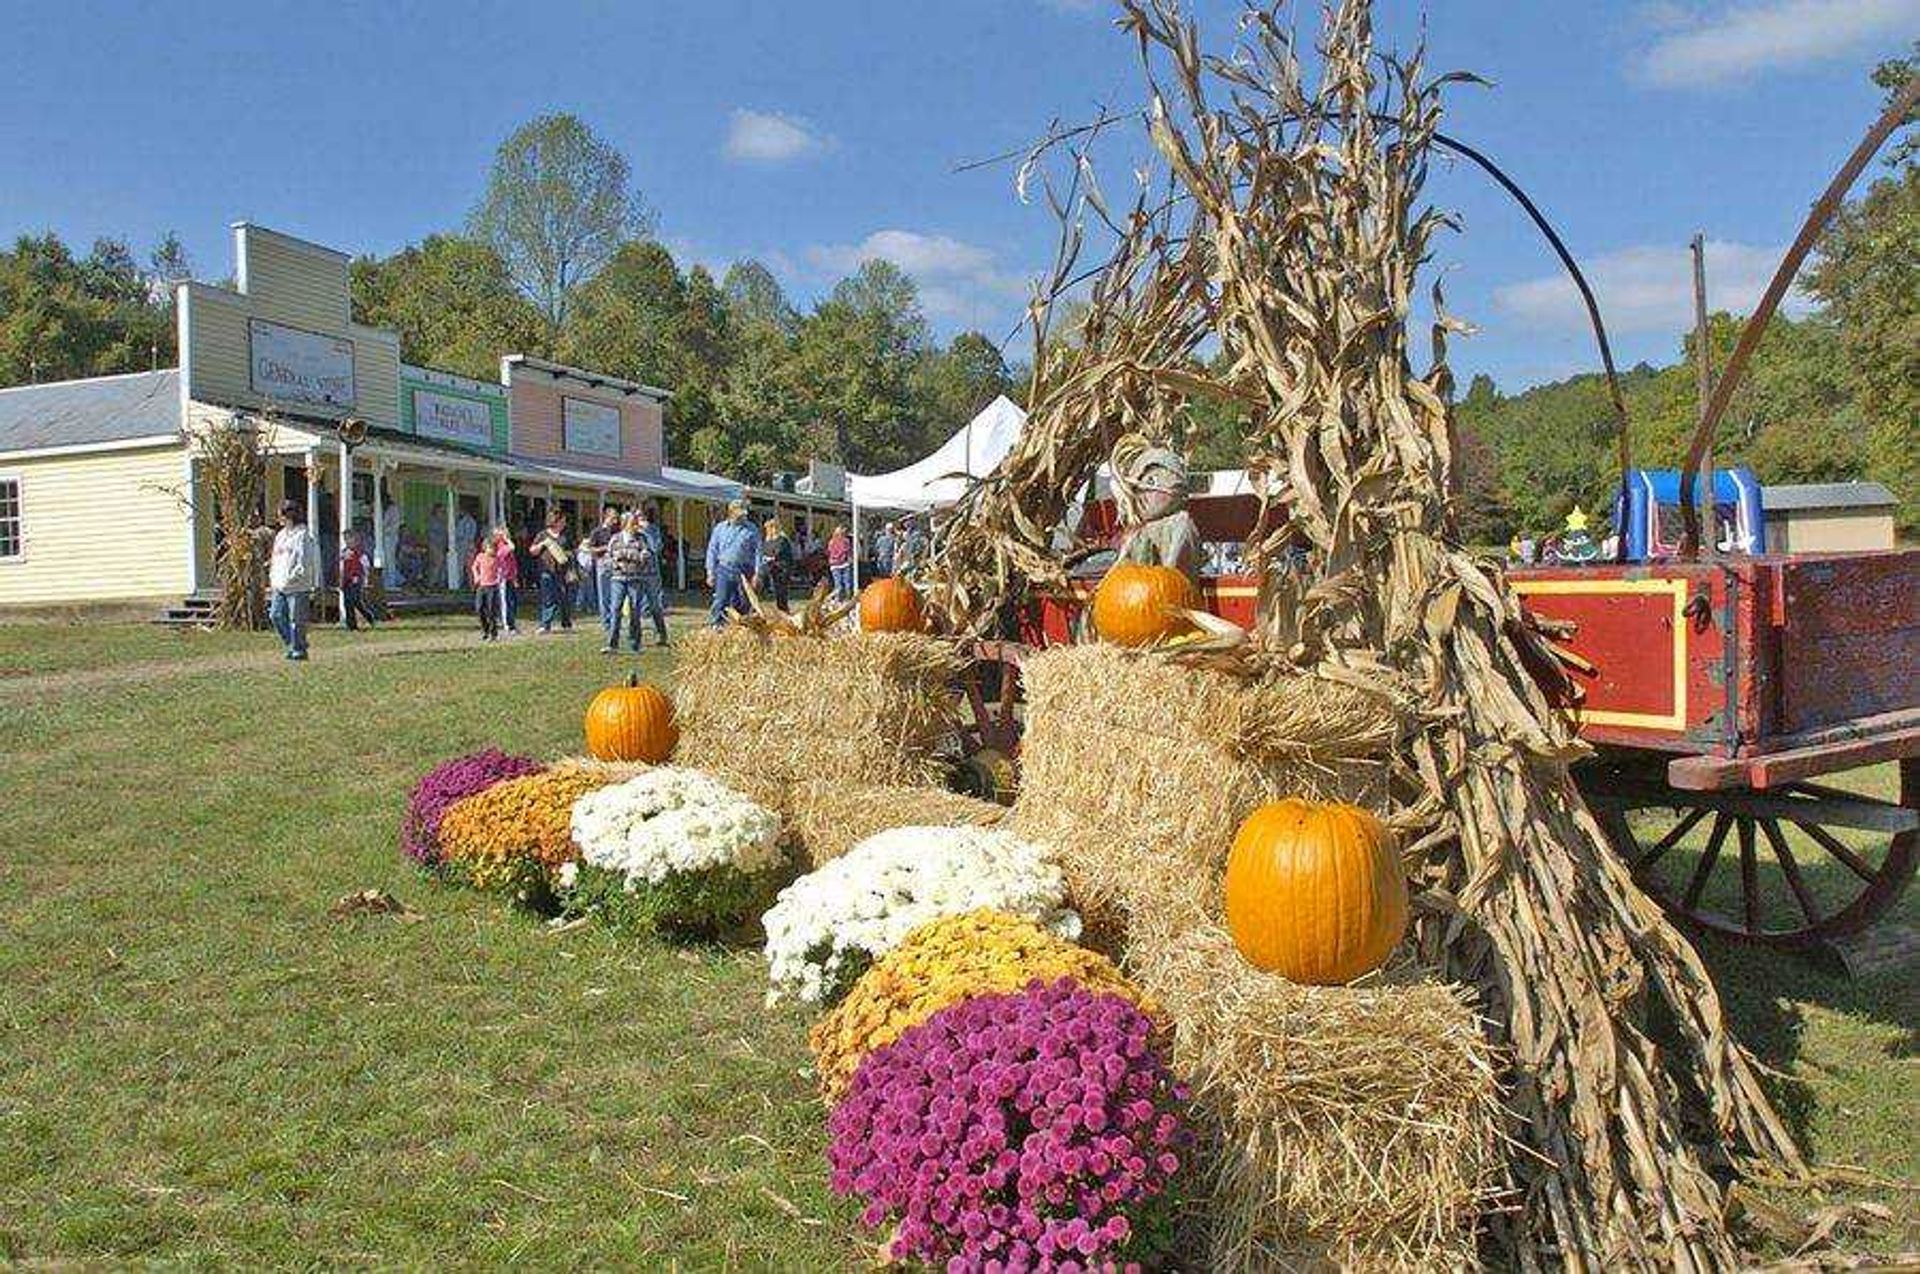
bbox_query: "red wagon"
[952,499,1917,954]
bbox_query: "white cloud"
[1492,239,1811,336]
[805,229,1031,328]
[723,109,831,164]
[1635,0,1920,87]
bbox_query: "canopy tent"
[847,395,1026,512]
[846,395,1026,588]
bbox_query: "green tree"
[0,233,174,383]
[910,330,1013,433]
[785,261,930,470]
[351,235,547,380]
[720,260,796,335]
[469,114,653,332]
[1806,120,1918,532]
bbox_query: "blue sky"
[1,0,1911,392]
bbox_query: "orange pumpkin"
[584,675,678,763]
[859,577,926,633]
[1222,798,1408,985]
[1090,562,1199,647]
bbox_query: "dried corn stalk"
[198,417,271,630]
[929,2,1802,1269]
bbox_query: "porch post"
[674,497,687,591]
[337,437,352,562]
[304,448,320,534]
[444,474,459,591]
[370,457,387,587]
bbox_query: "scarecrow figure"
[1109,434,1201,585]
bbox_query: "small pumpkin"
[858,577,926,633]
[1090,562,1200,647]
[1222,798,1408,985]
[584,675,678,763]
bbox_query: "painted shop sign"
[412,388,494,449]
[249,318,355,409]
[562,396,621,457]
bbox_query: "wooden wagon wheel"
[950,639,1026,804]
[1581,758,1918,949]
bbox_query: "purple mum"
[400,748,545,866]
[827,979,1189,1272]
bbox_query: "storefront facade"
[0,218,851,614]
[178,222,510,598]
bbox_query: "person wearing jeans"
[337,531,378,630]
[704,498,761,626]
[530,510,574,633]
[268,499,320,661]
[602,512,670,651]
[826,522,853,601]
[585,506,620,632]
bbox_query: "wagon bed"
[955,524,1917,954]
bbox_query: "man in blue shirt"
[704,499,762,626]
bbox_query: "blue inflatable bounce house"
[1613,467,1764,562]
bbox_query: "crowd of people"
[261,497,934,662]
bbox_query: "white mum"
[761,824,1080,1005]
[570,767,781,886]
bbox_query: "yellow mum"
[807,908,1153,1101]
[437,763,617,890]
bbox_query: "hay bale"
[1010,645,1500,1270]
[670,629,962,818]
[789,780,1004,867]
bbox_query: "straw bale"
[1010,645,1500,1270]
[788,780,1004,867]
[669,628,964,815]
[1013,644,1398,916]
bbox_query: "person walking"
[757,518,796,610]
[826,523,853,601]
[337,531,379,631]
[603,511,670,651]
[470,534,502,641]
[491,527,520,634]
[704,499,761,626]
[530,510,575,634]
[268,499,320,662]
[586,505,620,633]
[872,521,897,580]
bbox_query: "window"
[0,477,20,559]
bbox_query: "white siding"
[0,444,193,606]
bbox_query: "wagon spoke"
[1801,822,1879,882]
[1760,819,1822,926]
[1737,818,1760,933]
[1636,807,1708,871]
[1682,814,1732,912]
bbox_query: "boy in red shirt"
[338,531,379,630]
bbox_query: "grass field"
[0,619,1912,1264]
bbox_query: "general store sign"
[562,396,621,457]
[249,319,355,409]
[413,388,495,449]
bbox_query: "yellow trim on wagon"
[1510,577,1691,730]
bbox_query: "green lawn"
[0,621,1911,1264]
[0,621,859,1268]
[0,612,476,678]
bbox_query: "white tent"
[846,395,1026,587]
[847,395,1026,512]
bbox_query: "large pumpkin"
[1090,562,1200,647]
[859,577,926,633]
[584,675,678,763]
[1222,798,1408,985]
